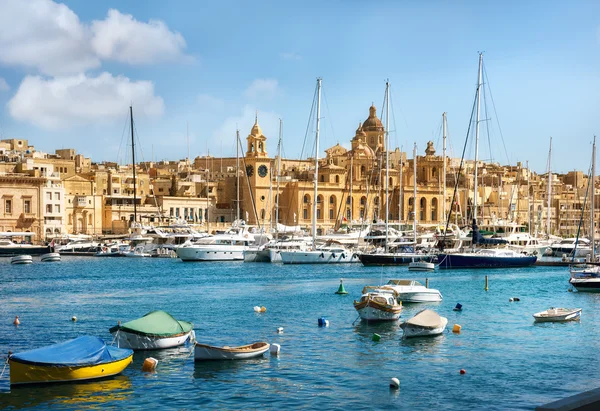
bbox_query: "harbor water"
[1,257,599,410]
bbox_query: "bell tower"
[243,114,271,225]
[246,113,268,158]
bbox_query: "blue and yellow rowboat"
[9,336,133,385]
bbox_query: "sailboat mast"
[473,52,483,226]
[442,112,447,223]
[130,105,137,225]
[384,80,390,253]
[413,143,417,244]
[349,155,353,221]
[312,78,322,250]
[399,149,403,223]
[527,161,531,236]
[546,137,552,236]
[236,129,240,221]
[275,119,282,228]
[591,135,596,259]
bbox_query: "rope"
[0,357,9,380]
[110,329,120,346]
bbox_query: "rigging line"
[572,161,593,263]
[389,88,400,150]
[482,76,494,165]
[322,86,337,146]
[441,76,480,248]
[117,110,129,165]
[132,120,148,172]
[482,62,511,165]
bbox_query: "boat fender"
[340,253,345,259]
[270,343,281,356]
[332,253,336,258]
[13,316,20,326]
[71,316,77,322]
[142,357,158,372]
[318,317,329,327]
[352,253,358,259]
[390,378,400,389]
[320,252,325,258]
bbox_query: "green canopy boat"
[110,310,194,350]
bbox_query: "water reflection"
[353,320,401,340]
[193,358,267,381]
[400,333,446,353]
[0,376,132,410]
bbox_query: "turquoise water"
[1,257,599,410]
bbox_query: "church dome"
[355,122,366,138]
[362,105,383,132]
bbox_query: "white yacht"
[279,242,360,264]
[385,280,442,303]
[56,239,99,253]
[480,221,552,256]
[551,238,592,258]
[176,231,251,261]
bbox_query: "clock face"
[258,164,268,178]
[245,165,254,177]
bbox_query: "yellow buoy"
[13,316,20,326]
[452,324,461,333]
[260,306,267,313]
[142,357,158,372]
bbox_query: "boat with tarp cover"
[110,310,194,350]
[400,309,448,338]
[8,336,133,385]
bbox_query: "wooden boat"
[533,308,582,322]
[110,310,194,350]
[10,255,32,264]
[195,341,270,361]
[353,287,402,321]
[9,336,133,385]
[40,252,61,262]
[400,309,448,338]
[408,261,435,271]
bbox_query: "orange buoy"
[452,324,462,333]
[13,316,20,326]
[460,369,466,375]
[142,357,158,372]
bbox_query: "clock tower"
[243,114,272,225]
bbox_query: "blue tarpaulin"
[11,336,132,367]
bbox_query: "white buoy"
[276,327,284,334]
[324,320,329,327]
[253,306,261,312]
[270,343,281,356]
[71,316,77,322]
[390,377,400,389]
[509,298,514,302]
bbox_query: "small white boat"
[533,308,582,322]
[40,252,61,262]
[408,261,435,271]
[10,255,32,264]
[194,342,270,361]
[400,309,448,338]
[353,287,402,321]
[386,279,443,303]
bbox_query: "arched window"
[431,198,438,221]
[408,197,414,212]
[329,195,335,204]
[432,167,437,178]
[374,196,379,206]
[304,194,310,204]
[317,195,323,204]
[420,197,427,221]
[346,197,352,205]
[360,196,367,206]
[361,165,366,175]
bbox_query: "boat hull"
[280,250,360,264]
[408,262,435,271]
[1,246,51,256]
[401,317,448,338]
[569,277,600,292]
[40,253,61,262]
[10,255,33,264]
[176,247,245,261]
[397,291,442,303]
[359,253,430,266]
[9,354,132,385]
[437,253,537,269]
[353,301,402,321]
[111,330,194,350]
[194,342,270,361]
[533,309,581,322]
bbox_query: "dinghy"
[110,310,194,350]
[10,255,32,264]
[41,252,61,262]
[533,308,582,322]
[400,309,448,338]
[194,342,270,361]
[9,336,132,385]
[408,261,435,272]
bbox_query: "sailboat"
[437,53,536,269]
[569,136,600,291]
[279,78,359,264]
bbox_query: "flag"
[343,217,347,222]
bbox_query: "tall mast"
[399,149,403,223]
[546,136,552,236]
[236,129,240,221]
[349,155,353,221]
[130,105,137,225]
[384,80,390,253]
[591,135,596,259]
[275,119,282,229]
[312,78,322,250]
[473,52,483,227]
[442,112,447,223]
[527,161,531,236]
[413,143,417,244]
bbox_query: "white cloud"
[197,93,225,110]
[0,0,99,75]
[8,72,164,129]
[243,79,279,100]
[280,52,302,61]
[213,105,280,153]
[91,9,190,64]
[0,77,9,91]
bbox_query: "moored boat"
[533,308,582,322]
[408,260,435,271]
[9,336,133,385]
[40,252,61,262]
[400,309,448,338]
[353,286,402,321]
[10,255,32,264]
[385,279,442,303]
[110,310,194,350]
[194,342,270,361]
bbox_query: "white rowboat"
[408,261,435,271]
[10,255,32,264]
[40,252,61,262]
[533,308,582,322]
[194,342,270,361]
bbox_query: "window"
[46,204,52,213]
[24,199,31,214]
[46,192,52,201]
[304,195,310,204]
[170,207,174,217]
[335,175,340,183]
[329,209,334,219]
[303,209,308,219]
[55,192,61,201]
[55,205,60,213]
[89,215,92,225]
[320,175,325,183]
[317,209,321,219]
[5,199,12,214]
[329,195,335,204]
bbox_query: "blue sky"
[0,0,598,174]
